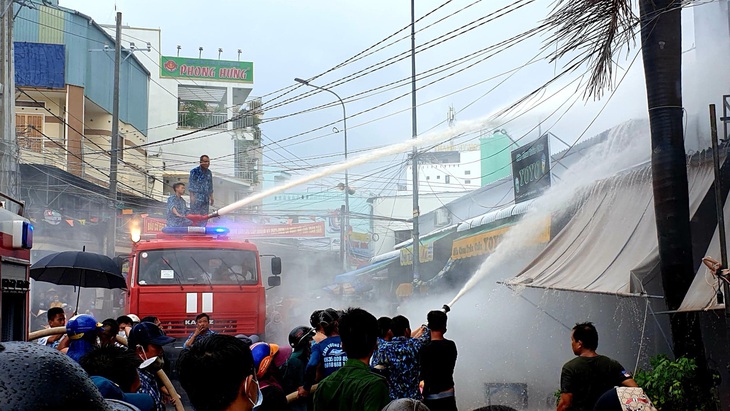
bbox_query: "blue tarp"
[15,42,65,88]
[334,255,399,284]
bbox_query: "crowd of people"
[6,303,658,411]
[14,305,458,411]
[176,306,459,411]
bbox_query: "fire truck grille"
[158,316,257,339]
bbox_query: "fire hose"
[28,326,128,346]
[27,327,184,411]
[286,384,317,403]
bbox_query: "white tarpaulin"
[677,195,730,312]
[507,161,715,296]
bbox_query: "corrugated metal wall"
[14,4,149,135]
[38,6,64,44]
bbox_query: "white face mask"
[139,356,157,369]
[246,377,263,408]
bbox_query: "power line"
[256,0,463,102]
[262,24,547,124]
[18,2,548,167]
[262,0,537,114]
[29,126,162,205]
[15,88,171,192]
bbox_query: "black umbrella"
[30,250,126,313]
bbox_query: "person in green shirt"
[313,307,390,411]
[557,322,638,411]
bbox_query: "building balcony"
[232,114,257,130]
[177,111,229,130]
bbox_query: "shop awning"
[334,253,399,284]
[448,200,543,260]
[451,219,550,260]
[370,250,400,264]
[456,200,535,232]
[505,160,715,297]
[396,225,457,266]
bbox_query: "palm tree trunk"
[639,0,707,364]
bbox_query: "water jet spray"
[197,117,495,219]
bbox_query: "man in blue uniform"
[166,182,191,227]
[188,155,214,225]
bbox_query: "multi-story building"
[403,129,515,193]
[13,2,164,254]
[107,26,262,203]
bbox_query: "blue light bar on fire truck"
[1,219,33,249]
[161,226,230,235]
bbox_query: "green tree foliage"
[634,355,718,410]
[181,100,208,128]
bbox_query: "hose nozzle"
[441,304,450,313]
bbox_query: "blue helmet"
[250,342,279,378]
[66,314,102,340]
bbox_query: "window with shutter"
[16,113,43,153]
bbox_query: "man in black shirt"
[420,310,457,411]
[557,322,638,411]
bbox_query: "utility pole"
[293,77,349,271]
[0,0,19,202]
[709,104,730,317]
[410,0,420,282]
[340,204,346,270]
[106,12,121,257]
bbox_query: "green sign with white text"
[160,56,253,83]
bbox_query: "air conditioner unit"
[434,208,450,227]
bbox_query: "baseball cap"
[66,314,103,340]
[127,314,141,323]
[91,376,154,411]
[127,322,175,348]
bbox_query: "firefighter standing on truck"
[166,182,192,227]
[188,155,214,226]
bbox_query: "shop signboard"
[160,56,253,83]
[451,219,551,260]
[400,242,435,266]
[511,134,551,203]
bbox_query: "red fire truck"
[124,226,281,340]
[0,194,33,342]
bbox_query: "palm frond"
[544,0,638,99]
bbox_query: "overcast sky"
[58,0,706,196]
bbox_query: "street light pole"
[294,78,349,271]
[410,0,420,282]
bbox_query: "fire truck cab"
[0,197,33,342]
[124,226,281,340]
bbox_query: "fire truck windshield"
[137,249,258,286]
